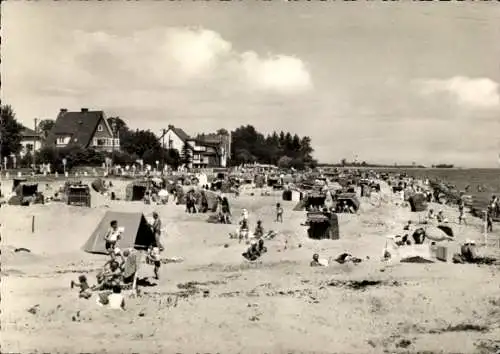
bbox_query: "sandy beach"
[1,179,499,354]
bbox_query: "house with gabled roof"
[163,125,230,168]
[163,124,191,152]
[44,108,120,152]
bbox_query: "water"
[378,168,500,201]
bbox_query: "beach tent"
[306,211,339,240]
[82,211,156,254]
[125,181,148,201]
[408,193,428,212]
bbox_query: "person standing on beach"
[486,207,493,232]
[151,212,164,251]
[276,203,283,223]
[104,220,122,254]
[490,196,499,217]
[458,199,467,225]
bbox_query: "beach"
[1,177,500,353]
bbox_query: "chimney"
[81,108,89,113]
[60,108,68,113]
[168,124,174,130]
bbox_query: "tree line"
[230,125,316,169]
[1,104,316,171]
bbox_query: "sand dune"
[1,180,499,353]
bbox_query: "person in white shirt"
[97,285,126,310]
[104,220,122,254]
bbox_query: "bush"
[33,146,180,172]
[108,150,139,166]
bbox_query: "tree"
[341,158,347,166]
[38,119,55,138]
[120,129,161,158]
[181,142,192,167]
[277,156,293,168]
[216,128,229,136]
[107,117,128,136]
[229,125,316,169]
[1,105,23,159]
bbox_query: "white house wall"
[164,131,185,152]
[20,138,42,157]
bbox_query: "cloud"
[417,76,500,108]
[165,28,233,78]
[240,52,312,93]
[15,27,312,95]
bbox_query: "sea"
[377,168,500,202]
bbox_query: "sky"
[2,1,499,167]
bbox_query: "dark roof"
[168,125,190,142]
[195,139,220,148]
[21,126,42,138]
[197,133,224,144]
[45,110,109,148]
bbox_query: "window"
[93,138,107,146]
[26,144,34,151]
[97,125,103,132]
[57,137,70,145]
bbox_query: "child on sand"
[71,275,92,299]
[147,246,161,280]
[104,220,122,254]
[276,203,283,223]
[254,220,264,240]
[310,253,328,267]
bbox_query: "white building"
[19,126,43,157]
[161,125,230,169]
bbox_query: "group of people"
[216,195,232,224]
[71,247,134,310]
[71,212,166,303]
